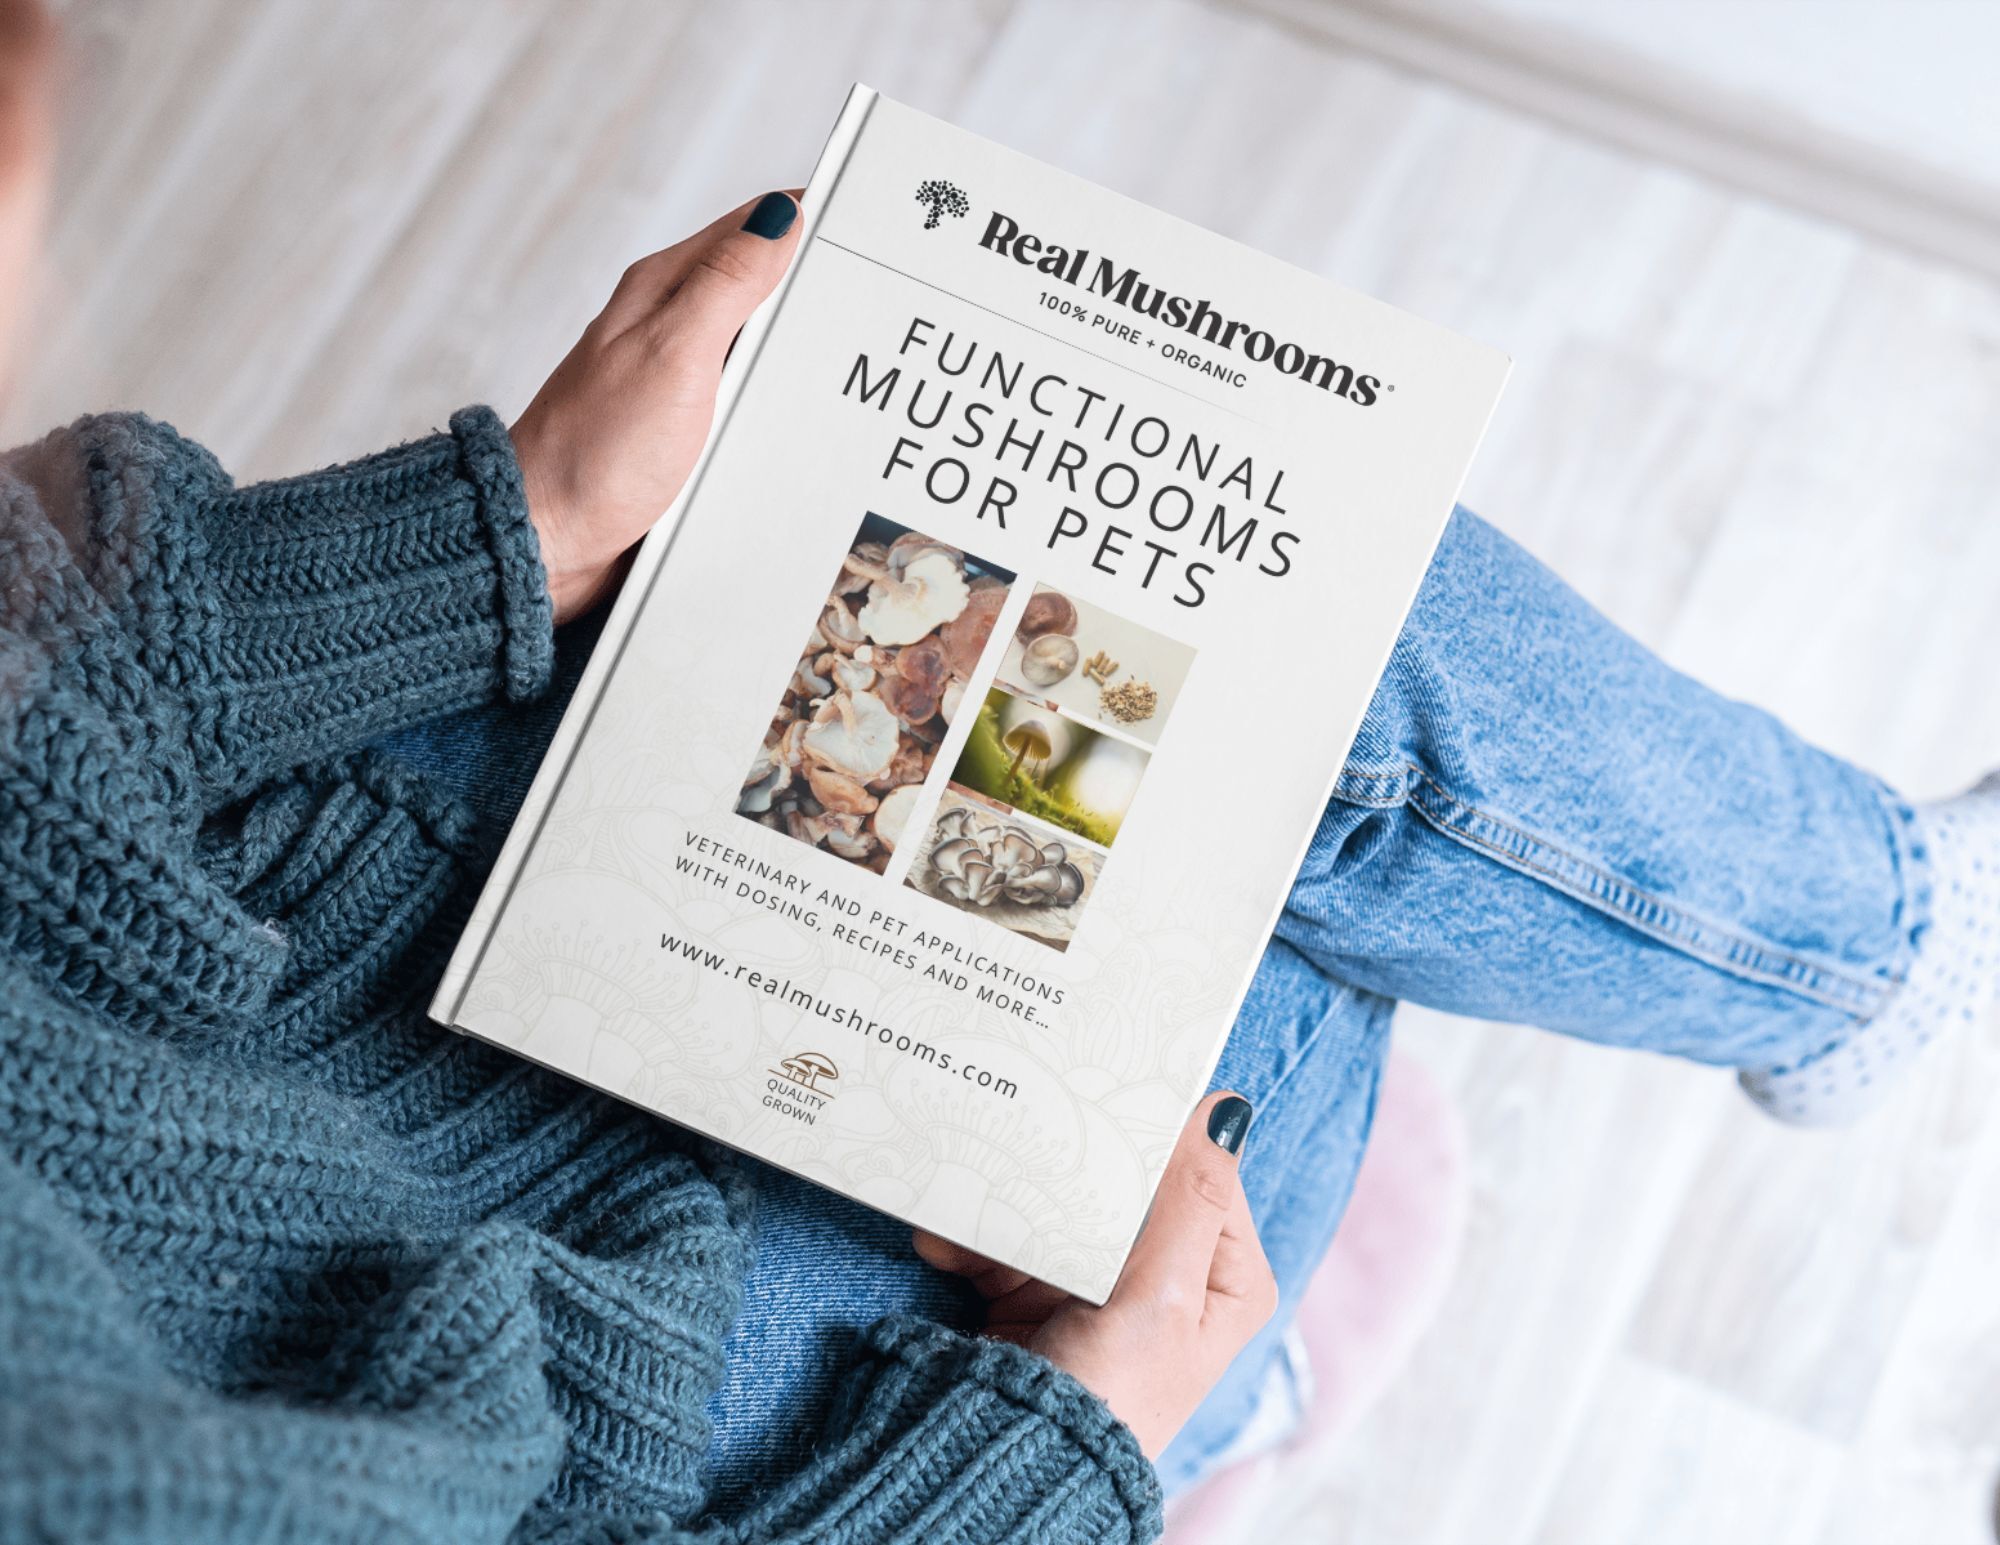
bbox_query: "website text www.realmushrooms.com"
[657,932,1021,1101]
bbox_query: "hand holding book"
[916,1091,1274,1458]
[509,190,804,622]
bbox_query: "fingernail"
[742,191,797,240]
[1207,1096,1253,1156]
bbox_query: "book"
[433,84,1509,1304]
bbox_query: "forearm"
[192,406,554,797]
[8,407,557,806]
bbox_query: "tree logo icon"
[914,179,969,230]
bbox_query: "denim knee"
[1277,508,1923,1067]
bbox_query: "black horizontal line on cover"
[812,236,1258,423]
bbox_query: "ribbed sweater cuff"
[203,406,554,788]
[742,1317,1163,1543]
[450,406,553,703]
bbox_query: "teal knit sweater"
[0,407,1162,1543]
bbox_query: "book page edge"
[429,81,883,1028]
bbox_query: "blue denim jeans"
[381,509,1926,1500]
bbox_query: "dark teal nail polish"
[742,192,797,240]
[1207,1096,1253,1156]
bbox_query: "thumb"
[654,190,802,368]
[1118,1092,1254,1314]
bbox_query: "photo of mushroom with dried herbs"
[996,582,1197,750]
[738,515,1016,870]
[903,788,1105,952]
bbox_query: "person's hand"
[511,190,803,623]
[915,1091,1276,1458]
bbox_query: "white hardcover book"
[434,85,1509,1303]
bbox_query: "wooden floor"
[16,3,1999,1541]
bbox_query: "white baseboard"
[1218,0,2000,282]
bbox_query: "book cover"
[433,86,1509,1303]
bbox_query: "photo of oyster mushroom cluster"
[927,804,1084,908]
[738,515,1016,870]
[904,788,1105,952]
[997,582,1197,750]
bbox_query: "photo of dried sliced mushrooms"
[738,515,1016,870]
[903,788,1105,952]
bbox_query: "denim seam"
[1232,981,1384,1133]
[1334,761,1896,1020]
[1764,781,1936,1075]
[1246,1000,1334,1119]
[1198,979,1388,1480]
[1869,776,1931,990]
[1328,763,1412,809]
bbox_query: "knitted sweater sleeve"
[724,1318,1166,1544]
[18,406,554,803]
[524,1319,1165,1545]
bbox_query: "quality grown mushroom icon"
[778,1052,839,1094]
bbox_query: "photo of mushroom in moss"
[903,787,1106,952]
[946,686,1150,850]
[737,515,1016,871]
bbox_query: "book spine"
[428,82,883,1029]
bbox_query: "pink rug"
[1164,1050,1469,1540]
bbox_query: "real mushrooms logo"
[914,179,969,231]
